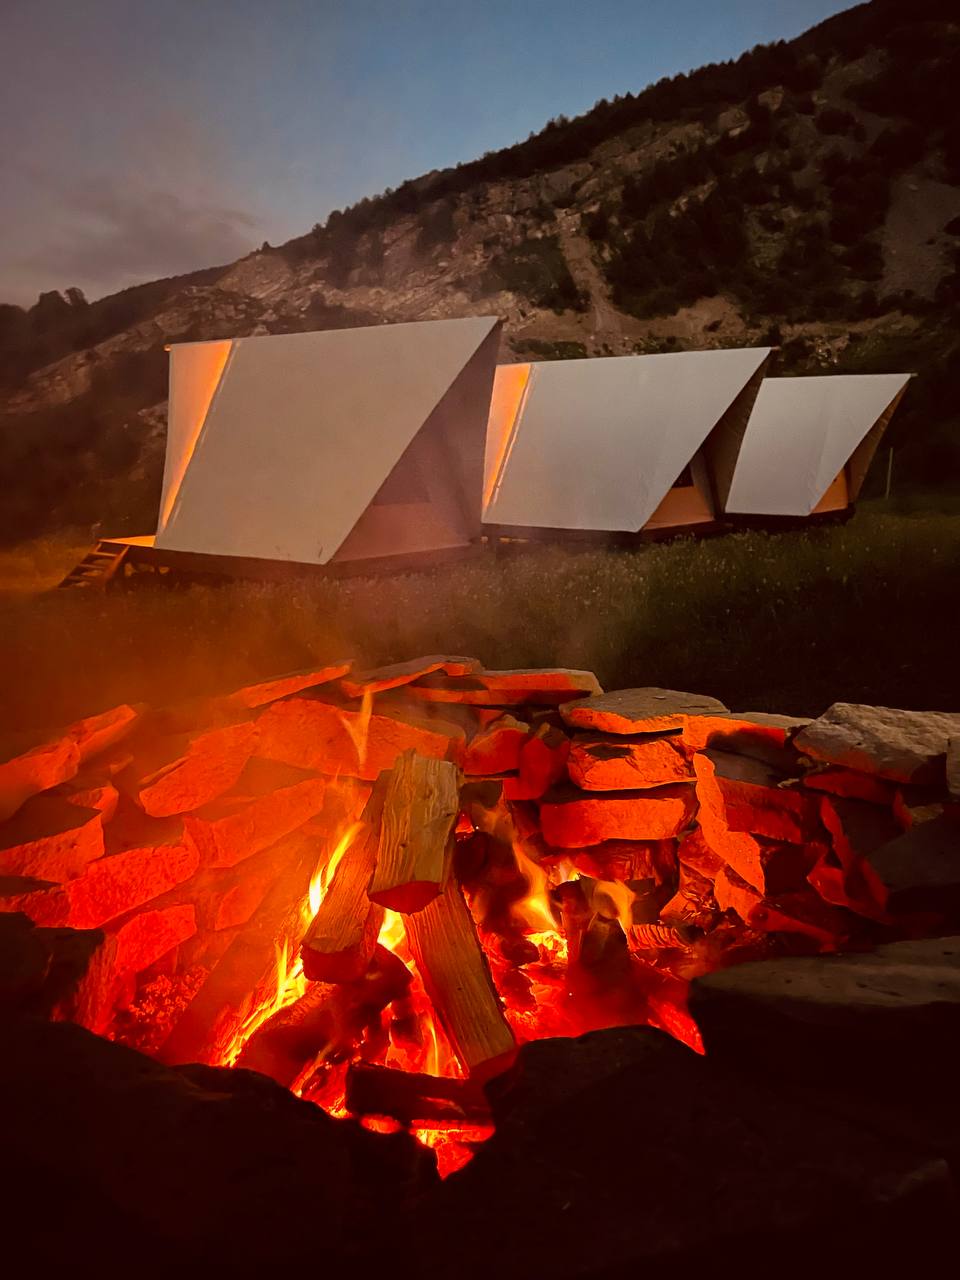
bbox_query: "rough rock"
[865,815,960,921]
[689,936,960,1158]
[502,723,570,800]
[803,765,897,805]
[405,668,602,706]
[0,796,104,881]
[567,731,692,791]
[561,687,728,734]
[540,784,695,847]
[682,711,809,761]
[703,748,813,842]
[137,721,260,816]
[183,776,328,868]
[223,660,353,708]
[2,840,199,928]
[256,696,465,778]
[0,912,104,1015]
[0,736,80,824]
[948,738,960,800]
[462,714,529,776]
[794,703,960,784]
[341,655,481,697]
[409,1026,953,1277]
[0,1016,436,1270]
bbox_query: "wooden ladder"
[58,541,130,590]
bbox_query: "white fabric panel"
[483,347,770,532]
[726,374,911,516]
[157,316,499,563]
[158,339,233,533]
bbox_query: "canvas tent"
[482,347,771,536]
[724,373,911,517]
[153,315,502,568]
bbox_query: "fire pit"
[2,656,959,1268]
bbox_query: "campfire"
[2,656,958,1178]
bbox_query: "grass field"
[1,500,958,734]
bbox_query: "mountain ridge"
[1,0,958,544]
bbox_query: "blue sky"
[1,0,852,304]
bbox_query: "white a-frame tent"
[482,347,771,537]
[154,316,502,568]
[724,373,912,517]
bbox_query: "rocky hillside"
[1,0,958,544]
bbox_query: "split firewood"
[368,751,461,913]
[237,945,411,1087]
[345,1063,491,1127]
[301,786,386,981]
[404,881,517,1078]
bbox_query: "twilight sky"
[1,0,850,306]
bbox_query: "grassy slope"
[1,504,957,734]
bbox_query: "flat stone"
[404,668,602,707]
[0,737,80,825]
[794,703,960,785]
[183,776,329,868]
[567,732,692,791]
[340,655,481,697]
[138,721,260,817]
[561,687,727,735]
[713,865,850,946]
[705,749,815,843]
[409,1026,953,1276]
[2,840,199,929]
[0,797,104,882]
[865,815,960,921]
[462,715,529,776]
[803,766,897,806]
[223,661,353,709]
[683,712,809,767]
[502,723,570,800]
[539,784,695,848]
[256,697,465,779]
[689,937,960,1158]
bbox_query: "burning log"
[237,945,411,1087]
[0,797,104,882]
[405,882,517,1078]
[184,776,328,868]
[502,724,570,801]
[137,721,260,817]
[301,793,385,980]
[404,668,602,707]
[256,697,465,778]
[341,656,481,698]
[561,688,727,735]
[462,715,529,776]
[368,751,461,914]
[540,785,696,848]
[567,732,692,791]
[660,862,720,932]
[345,1063,491,1127]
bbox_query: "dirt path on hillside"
[554,213,626,350]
